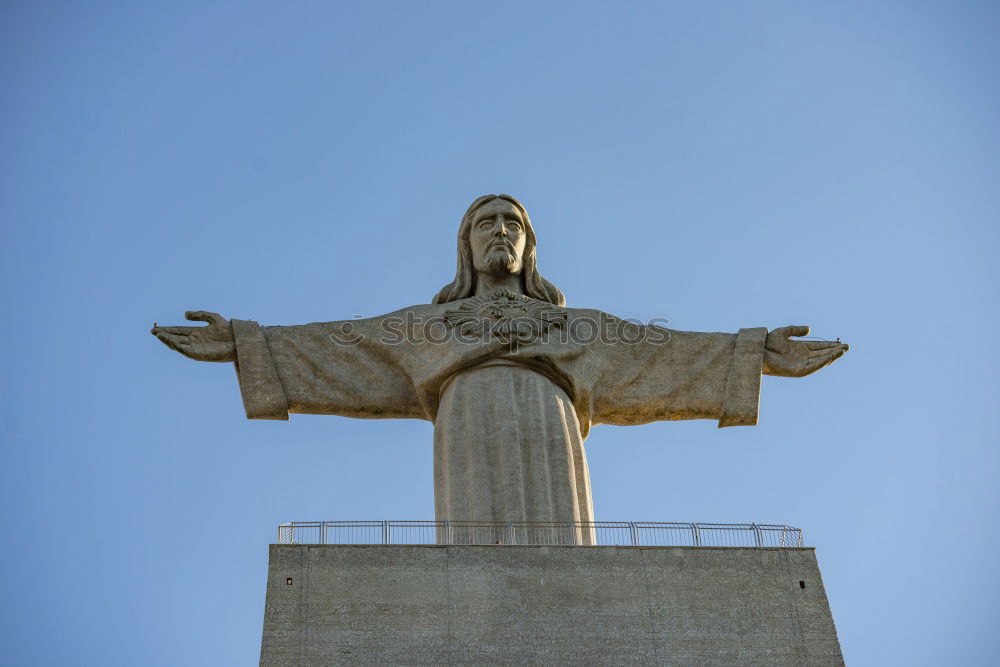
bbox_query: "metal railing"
[277,521,803,547]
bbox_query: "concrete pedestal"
[260,544,843,666]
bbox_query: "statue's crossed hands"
[762,326,848,378]
[151,311,236,362]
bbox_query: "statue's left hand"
[762,326,848,378]
[151,311,236,362]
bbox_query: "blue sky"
[1,1,997,664]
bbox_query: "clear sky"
[1,2,997,665]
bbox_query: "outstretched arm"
[152,310,424,422]
[587,325,768,428]
[585,316,848,430]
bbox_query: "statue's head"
[433,195,565,306]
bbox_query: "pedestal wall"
[260,544,843,666]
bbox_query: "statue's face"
[469,198,527,277]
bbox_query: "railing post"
[751,523,762,547]
[691,523,701,547]
[320,522,327,545]
[629,522,639,546]
[382,520,389,545]
[444,520,451,545]
[505,521,513,545]
[568,520,576,546]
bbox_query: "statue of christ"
[152,195,848,533]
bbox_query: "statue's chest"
[441,291,567,350]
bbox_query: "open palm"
[151,311,236,362]
[762,326,848,378]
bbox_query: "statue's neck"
[474,272,523,299]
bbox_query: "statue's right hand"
[151,311,236,362]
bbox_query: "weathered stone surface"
[152,194,849,524]
[260,544,844,666]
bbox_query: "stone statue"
[152,195,847,534]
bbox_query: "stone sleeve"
[718,327,767,428]
[231,319,289,420]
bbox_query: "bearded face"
[468,198,527,277]
[432,194,566,307]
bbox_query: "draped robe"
[229,301,767,532]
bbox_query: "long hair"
[432,194,565,307]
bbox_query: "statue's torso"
[433,360,594,529]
